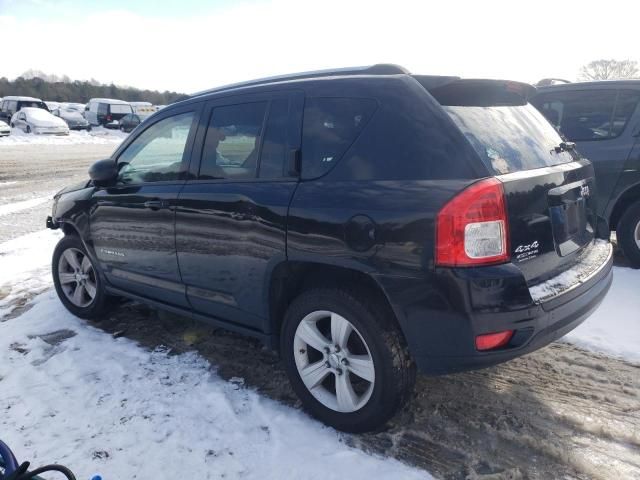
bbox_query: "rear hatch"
[424,78,600,286]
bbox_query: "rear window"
[301,97,377,179]
[440,101,572,175]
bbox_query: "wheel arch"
[267,261,407,352]
[609,182,640,231]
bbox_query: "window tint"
[258,99,288,178]
[98,103,108,115]
[199,102,267,180]
[443,104,571,174]
[533,89,639,141]
[301,97,377,179]
[117,112,194,184]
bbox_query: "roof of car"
[2,96,44,101]
[190,64,410,98]
[88,98,131,104]
[536,79,640,91]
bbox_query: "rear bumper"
[375,242,613,375]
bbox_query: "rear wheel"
[281,287,415,433]
[52,235,116,318]
[26,125,31,133]
[617,200,640,268]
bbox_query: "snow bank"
[564,266,640,364]
[0,232,428,480]
[0,127,127,145]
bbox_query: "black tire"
[52,235,116,318]
[617,200,640,268]
[281,287,416,433]
[26,125,31,133]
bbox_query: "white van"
[84,98,133,128]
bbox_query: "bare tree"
[580,59,639,81]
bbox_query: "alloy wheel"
[57,248,97,308]
[635,220,640,250]
[293,310,375,413]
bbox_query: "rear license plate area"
[548,182,594,257]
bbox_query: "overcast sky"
[0,0,638,94]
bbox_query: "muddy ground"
[2,143,639,479]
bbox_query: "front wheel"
[52,235,116,318]
[617,200,640,268]
[281,287,415,433]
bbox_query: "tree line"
[0,75,189,105]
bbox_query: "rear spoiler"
[412,76,537,106]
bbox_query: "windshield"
[111,104,133,114]
[25,108,54,121]
[443,104,575,174]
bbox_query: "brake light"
[436,178,509,267]
[475,330,514,351]
[106,115,112,121]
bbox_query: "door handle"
[143,199,168,210]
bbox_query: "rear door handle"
[143,199,168,210]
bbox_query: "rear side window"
[532,89,640,141]
[199,102,267,180]
[301,97,376,179]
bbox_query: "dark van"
[0,96,49,124]
[47,65,613,433]
[532,81,640,267]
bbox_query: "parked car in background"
[11,107,69,135]
[47,65,613,433]
[45,101,61,111]
[532,81,640,267]
[0,96,49,123]
[84,98,133,128]
[0,120,10,137]
[61,102,87,112]
[118,112,152,132]
[53,107,91,130]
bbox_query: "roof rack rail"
[190,64,410,97]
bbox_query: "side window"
[117,112,195,184]
[535,90,619,141]
[199,102,267,180]
[301,97,377,179]
[610,90,640,137]
[98,103,108,115]
[258,98,289,178]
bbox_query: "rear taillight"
[436,178,509,267]
[106,115,112,121]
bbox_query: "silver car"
[11,107,69,135]
[0,120,10,137]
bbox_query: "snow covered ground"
[0,126,127,145]
[0,231,428,480]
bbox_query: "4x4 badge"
[580,185,590,198]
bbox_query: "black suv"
[47,65,613,433]
[532,81,640,267]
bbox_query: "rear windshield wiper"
[553,142,576,154]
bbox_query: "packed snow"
[0,126,127,145]
[0,230,428,480]
[529,240,612,302]
[0,195,53,216]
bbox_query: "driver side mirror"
[89,158,118,186]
